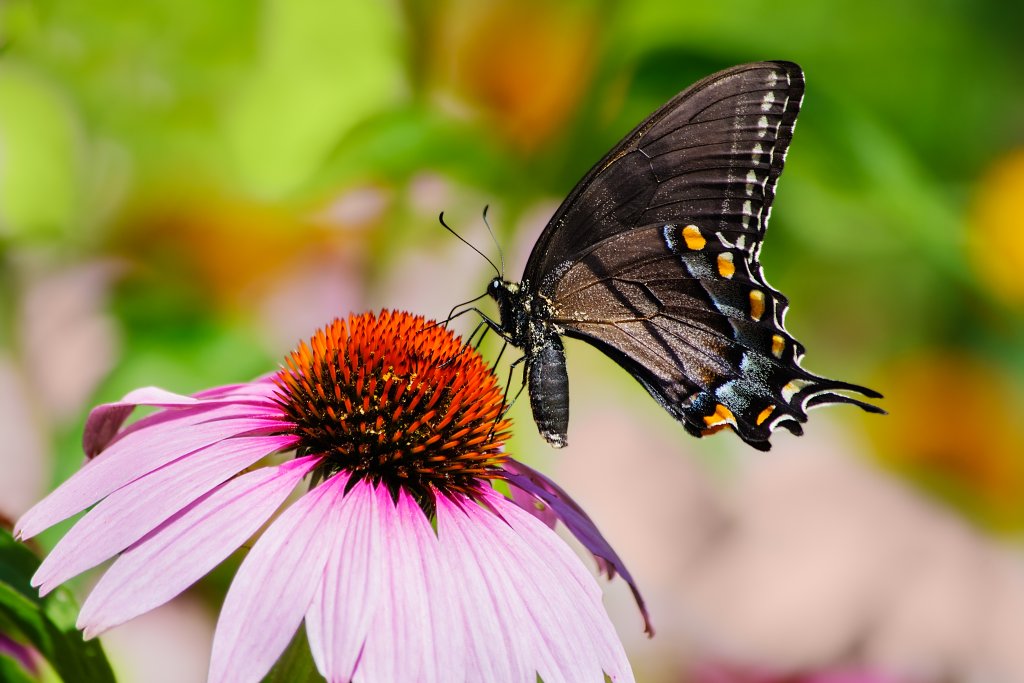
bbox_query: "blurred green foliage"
[2,0,1023,546]
[3,2,1024,680]
[0,529,115,682]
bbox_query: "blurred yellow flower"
[969,148,1024,306]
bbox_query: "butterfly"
[483,61,883,451]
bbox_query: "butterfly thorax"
[487,277,570,447]
[487,278,557,350]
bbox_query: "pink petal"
[102,401,284,456]
[399,492,467,683]
[356,489,452,683]
[305,480,384,682]
[78,456,319,638]
[491,492,635,682]
[83,385,281,457]
[435,495,535,682]
[15,408,286,539]
[464,490,635,682]
[192,375,280,402]
[503,458,653,635]
[82,387,198,456]
[33,434,298,595]
[208,472,345,683]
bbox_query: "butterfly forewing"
[522,61,881,449]
[526,61,804,286]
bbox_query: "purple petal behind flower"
[503,458,654,636]
[0,634,37,674]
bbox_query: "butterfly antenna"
[438,212,501,278]
[481,205,505,278]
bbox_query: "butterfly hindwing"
[549,224,880,449]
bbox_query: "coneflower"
[17,310,649,682]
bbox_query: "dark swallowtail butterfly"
[485,61,883,451]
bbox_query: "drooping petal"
[508,481,558,529]
[305,479,384,682]
[16,407,285,539]
[78,456,319,638]
[0,633,36,674]
[208,471,345,683]
[479,489,636,683]
[355,489,455,683]
[503,458,653,635]
[33,434,298,595]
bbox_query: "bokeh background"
[2,0,1024,681]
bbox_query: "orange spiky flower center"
[273,311,511,507]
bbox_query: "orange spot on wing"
[703,403,735,427]
[749,290,765,321]
[756,404,776,425]
[771,334,785,358]
[717,252,735,278]
[683,225,706,250]
[701,423,730,436]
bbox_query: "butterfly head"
[487,278,531,346]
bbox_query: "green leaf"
[0,529,116,683]
[0,653,38,683]
[261,625,323,683]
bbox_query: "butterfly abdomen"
[527,335,570,448]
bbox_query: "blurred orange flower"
[429,0,598,153]
[114,188,368,312]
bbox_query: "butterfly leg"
[421,292,492,333]
[489,354,527,440]
[471,323,492,350]
[493,339,509,367]
[447,306,518,345]
[437,320,488,370]
[465,321,489,349]
[503,355,528,411]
